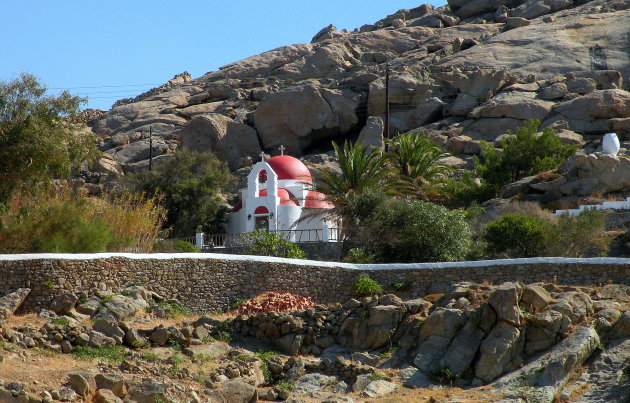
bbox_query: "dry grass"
[497,201,552,221]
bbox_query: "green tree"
[0,73,98,202]
[386,131,452,198]
[359,199,472,263]
[475,120,576,195]
[125,150,233,237]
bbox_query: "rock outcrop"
[81,0,629,186]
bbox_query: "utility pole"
[385,64,390,144]
[148,126,153,171]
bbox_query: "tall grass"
[0,185,166,253]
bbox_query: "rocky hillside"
[1,281,629,402]
[85,0,630,193]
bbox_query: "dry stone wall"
[1,254,630,313]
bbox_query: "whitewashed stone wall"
[1,254,629,313]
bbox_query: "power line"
[75,89,156,95]
[49,83,162,90]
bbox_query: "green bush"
[239,231,306,259]
[342,247,376,263]
[441,171,496,207]
[360,199,472,263]
[475,120,577,195]
[153,240,200,253]
[483,213,551,257]
[352,275,384,296]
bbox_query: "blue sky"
[2,1,446,111]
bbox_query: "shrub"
[50,317,69,326]
[441,171,496,207]
[0,187,165,253]
[548,209,605,257]
[369,372,387,381]
[352,275,384,296]
[239,231,306,259]
[153,240,200,253]
[276,381,296,392]
[0,73,98,203]
[360,199,472,263]
[484,209,605,258]
[483,213,551,257]
[342,247,376,263]
[475,120,577,195]
[156,301,191,318]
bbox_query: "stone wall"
[216,242,343,261]
[1,254,630,313]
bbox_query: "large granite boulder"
[179,113,261,170]
[475,320,524,382]
[255,84,359,154]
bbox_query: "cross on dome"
[279,145,285,155]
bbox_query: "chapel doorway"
[255,215,269,231]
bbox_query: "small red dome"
[259,188,299,206]
[231,200,243,212]
[305,190,334,209]
[266,155,313,182]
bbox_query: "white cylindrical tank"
[602,132,620,156]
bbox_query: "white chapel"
[226,152,338,241]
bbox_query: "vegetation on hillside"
[476,119,577,196]
[386,131,452,198]
[0,75,602,260]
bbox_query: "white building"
[227,154,338,242]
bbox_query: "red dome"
[305,190,334,209]
[259,188,299,206]
[266,155,313,182]
[231,200,243,212]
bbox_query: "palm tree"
[386,131,452,199]
[311,140,394,237]
[315,140,393,207]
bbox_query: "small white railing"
[553,197,630,216]
[203,227,343,249]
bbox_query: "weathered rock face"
[0,288,30,319]
[255,84,360,154]
[179,113,261,170]
[3,280,630,401]
[537,153,630,198]
[82,0,629,177]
